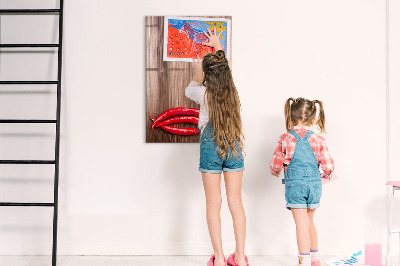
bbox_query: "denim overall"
[283,130,322,210]
[199,124,244,174]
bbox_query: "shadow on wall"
[364,194,387,246]
[162,143,203,253]
[365,195,386,227]
[243,114,292,254]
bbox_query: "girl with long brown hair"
[185,29,248,266]
[270,98,335,266]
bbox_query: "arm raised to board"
[192,54,203,84]
[191,27,226,85]
[203,28,231,67]
[202,28,223,51]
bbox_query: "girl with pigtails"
[270,98,335,266]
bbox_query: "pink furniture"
[386,181,400,265]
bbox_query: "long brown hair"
[202,50,244,158]
[284,97,326,133]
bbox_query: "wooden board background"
[146,16,232,143]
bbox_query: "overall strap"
[303,130,314,140]
[288,130,301,141]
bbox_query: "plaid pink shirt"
[270,126,334,179]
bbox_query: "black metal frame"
[0,1,63,265]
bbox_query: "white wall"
[0,0,389,257]
[388,0,400,258]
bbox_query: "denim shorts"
[285,178,322,209]
[199,126,245,174]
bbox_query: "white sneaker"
[311,251,321,266]
[291,254,311,266]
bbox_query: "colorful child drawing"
[163,16,231,62]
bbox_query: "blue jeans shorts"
[284,178,322,210]
[199,126,245,174]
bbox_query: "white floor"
[0,255,333,266]
[0,255,397,266]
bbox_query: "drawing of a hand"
[202,28,223,51]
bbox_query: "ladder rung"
[0,202,54,207]
[0,160,55,164]
[0,44,59,48]
[0,81,58,84]
[0,9,60,14]
[0,119,56,123]
[391,229,400,233]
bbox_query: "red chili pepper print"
[151,107,200,130]
[150,113,200,136]
[158,125,199,135]
[155,116,199,128]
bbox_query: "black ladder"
[0,1,63,266]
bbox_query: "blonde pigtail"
[313,100,326,133]
[285,98,295,131]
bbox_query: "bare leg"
[224,171,247,266]
[202,172,225,266]
[291,208,311,254]
[307,209,318,251]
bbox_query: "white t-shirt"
[185,81,209,133]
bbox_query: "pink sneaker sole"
[311,260,321,266]
[227,253,249,266]
[207,254,227,266]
